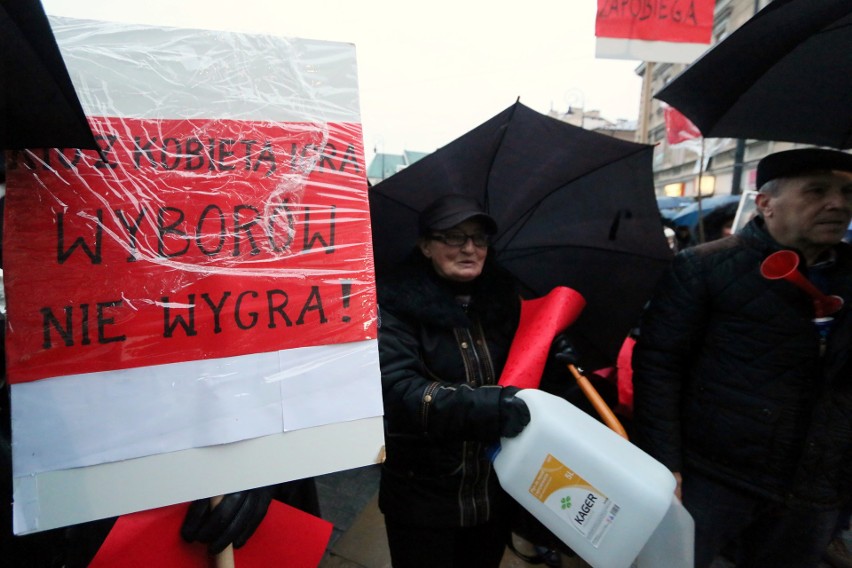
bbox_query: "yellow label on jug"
[528,454,620,547]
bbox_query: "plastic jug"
[491,389,677,568]
[634,495,694,568]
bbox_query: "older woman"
[376,194,531,567]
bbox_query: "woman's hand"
[499,387,530,438]
[180,486,273,554]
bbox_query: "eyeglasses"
[429,231,490,247]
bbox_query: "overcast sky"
[43,0,645,156]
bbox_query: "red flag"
[664,105,702,144]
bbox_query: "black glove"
[180,486,273,554]
[499,386,530,438]
[551,333,580,366]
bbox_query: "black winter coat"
[633,218,852,509]
[376,253,521,528]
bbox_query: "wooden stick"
[209,495,236,568]
[567,364,629,440]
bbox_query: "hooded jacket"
[376,252,521,527]
[633,217,852,509]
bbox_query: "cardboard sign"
[7,15,384,535]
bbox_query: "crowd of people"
[3,147,852,568]
[371,147,852,568]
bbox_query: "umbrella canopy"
[0,0,99,150]
[669,194,741,229]
[370,102,673,371]
[657,195,694,219]
[655,0,852,149]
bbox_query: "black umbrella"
[370,102,673,371]
[1,0,99,150]
[655,0,852,149]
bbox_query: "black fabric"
[683,468,839,568]
[655,0,852,149]
[1,0,100,150]
[633,217,852,509]
[384,514,512,568]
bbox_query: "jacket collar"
[377,251,519,328]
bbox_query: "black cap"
[757,148,852,189]
[418,195,498,235]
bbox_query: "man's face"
[757,170,852,259]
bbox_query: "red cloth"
[663,105,702,145]
[498,287,586,389]
[89,500,332,568]
[616,336,636,418]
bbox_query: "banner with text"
[6,118,373,383]
[595,0,715,63]
[6,16,384,534]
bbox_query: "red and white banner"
[7,15,384,534]
[6,118,373,384]
[595,0,715,63]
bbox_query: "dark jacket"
[633,217,852,509]
[376,253,520,527]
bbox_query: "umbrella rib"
[483,100,521,213]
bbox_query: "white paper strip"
[596,37,710,64]
[12,340,382,476]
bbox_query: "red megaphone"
[760,250,844,317]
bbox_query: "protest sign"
[595,0,715,63]
[5,16,384,534]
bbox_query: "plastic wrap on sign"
[6,118,374,382]
[5,16,383,482]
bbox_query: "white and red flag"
[5,16,383,534]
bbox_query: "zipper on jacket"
[473,319,497,385]
[454,322,496,387]
[419,381,440,433]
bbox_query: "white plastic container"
[634,495,694,568]
[492,389,677,568]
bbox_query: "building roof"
[367,149,430,182]
[367,153,407,180]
